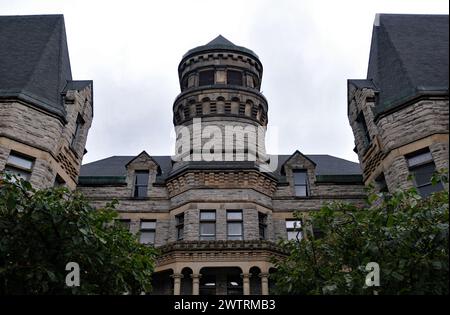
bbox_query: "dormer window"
[293,169,309,197]
[133,170,149,198]
[198,70,215,86]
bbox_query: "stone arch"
[249,266,262,295]
[230,97,240,114]
[181,267,193,295]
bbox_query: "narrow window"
[71,114,85,148]
[293,169,309,197]
[4,152,34,182]
[54,174,66,187]
[356,112,371,149]
[407,149,443,198]
[200,210,216,240]
[375,173,388,193]
[258,212,267,240]
[227,70,243,86]
[198,70,215,86]
[134,170,149,198]
[227,210,243,240]
[139,220,156,244]
[286,219,302,241]
[176,213,185,241]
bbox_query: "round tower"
[173,35,268,164]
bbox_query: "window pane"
[412,163,435,186]
[408,151,433,167]
[259,226,266,239]
[288,231,303,241]
[227,211,242,220]
[177,226,184,240]
[227,222,242,236]
[135,186,148,197]
[135,171,149,185]
[286,220,302,229]
[227,70,242,86]
[293,170,307,184]
[418,182,444,198]
[4,166,31,181]
[200,222,215,235]
[176,213,184,225]
[200,211,216,220]
[228,235,243,241]
[141,221,156,229]
[258,213,267,224]
[199,70,215,86]
[200,235,216,241]
[140,231,155,244]
[295,185,307,196]
[7,154,33,170]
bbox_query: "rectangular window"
[227,70,243,86]
[227,210,243,240]
[134,170,149,198]
[356,112,371,149]
[286,219,302,241]
[200,210,216,240]
[199,70,215,86]
[4,152,34,182]
[176,213,184,241]
[54,174,66,187]
[375,173,388,193]
[71,114,84,147]
[139,220,156,244]
[258,212,267,240]
[116,219,131,231]
[407,150,443,198]
[293,170,309,197]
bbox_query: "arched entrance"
[199,267,243,295]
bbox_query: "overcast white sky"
[1,0,448,164]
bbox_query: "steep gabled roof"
[364,14,449,116]
[0,14,77,119]
[78,153,362,185]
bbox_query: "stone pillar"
[259,273,269,295]
[191,273,201,295]
[171,273,183,295]
[241,273,251,295]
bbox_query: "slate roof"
[349,14,449,117]
[79,154,362,185]
[181,35,260,62]
[0,14,90,119]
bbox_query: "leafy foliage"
[272,170,449,295]
[0,173,158,294]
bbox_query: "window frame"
[406,149,443,197]
[133,170,150,198]
[139,220,156,245]
[227,70,243,86]
[286,219,303,241]
[4,152,34,182]
[199,210,216,240]
[258,212,268,240]
[175,212,185,241]
[293,169,309,197]
[198,69,215,86]
[226,210,243,241]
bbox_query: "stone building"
[1,13,446,296]
[77,35,366,295]
[347,14,449,196]
[0,15,93,190]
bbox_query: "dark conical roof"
[182,34,259,61]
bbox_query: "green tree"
[0,173,158,294]
[272,171,449,295]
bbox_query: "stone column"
[259,273,269,295]
[191,273,201,295]
[171,273,183,295]
[241,273,251,295]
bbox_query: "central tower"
[173,35,268,164]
